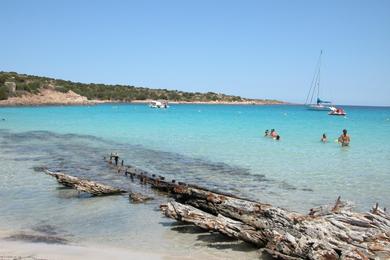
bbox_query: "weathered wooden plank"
[161,201,266,246]
[164,186,390,259]
[44,169,126,196]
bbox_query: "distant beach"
[0,88,284,107]
[0,72,284,107]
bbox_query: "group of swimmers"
[321,129,351,146]
[264,128,350,146]
[264,129,280,140]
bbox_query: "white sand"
[0,240,162,260]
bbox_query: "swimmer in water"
[338,129,350,146]
[321,133,327,143]
[275,135,280,141]
[264,129,269,136]
[270,129,278,138]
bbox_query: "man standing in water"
[338,129,350,146]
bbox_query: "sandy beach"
[0,240,163,260]
[131,99,284,105]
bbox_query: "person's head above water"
[271,129,275,132]
[323,133,326,138]
[343,129,347,135]
[276,135,280,140]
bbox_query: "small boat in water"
[328,106,347,116]
[308,98,332,111]
[149,100,169,109]
[305,51,332,111]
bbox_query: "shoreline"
[0,88,286,107]
[0,100,287,108]
[131,99,286,105]
[0,239,163,260]
[0,228,162,260]
[3,102,387,108]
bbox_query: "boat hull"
[306,105,331,111]
[149,100,169,109]
[329,112,346,116]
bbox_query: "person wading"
[338,129,350,146]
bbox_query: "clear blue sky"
[1,0,389,105]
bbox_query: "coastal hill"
[0,71,283,106]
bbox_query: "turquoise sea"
[0,104,389,258]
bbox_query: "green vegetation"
[0,86,8,100]
[0,71,282,103]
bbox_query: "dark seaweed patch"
[6,233,68,244]
[31,224,59,236]
[1,129,299,201]
[279,182,297,191]
[32,166,47,172]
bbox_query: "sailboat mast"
[317,50,322,101]
[305,50,323,105]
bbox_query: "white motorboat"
[149,100,169,109]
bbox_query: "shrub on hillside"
[0,86,9,100]
[55,86,69,93]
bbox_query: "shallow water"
[0,104,389,258]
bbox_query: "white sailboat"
[304,51,332,111]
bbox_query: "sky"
[1,0,389,106]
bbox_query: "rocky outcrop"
[0,88,103,106]
[4,82,16,93]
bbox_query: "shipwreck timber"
[38,155,390,259]
[105,155,390,259]
[161,187,390,259]
[44,169,126,196]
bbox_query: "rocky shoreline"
[0,89,110,107]
[0,90,285,107]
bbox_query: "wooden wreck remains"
[41,155,390,259]
[106,156,390,259]
[44,169,126,196]
[162,187,390,259]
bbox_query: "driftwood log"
[163,186,390,259]
[44,169,126,196]
[161,201,264,245]
[105,155,390,259]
